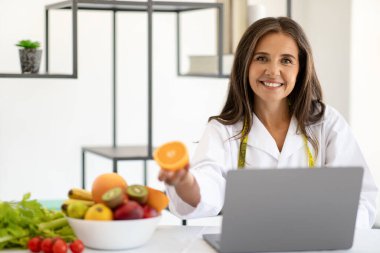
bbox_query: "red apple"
[143,205,158,218]
[114,200,143,220]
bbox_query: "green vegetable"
[15,40,40,49]
[0,193,76,249]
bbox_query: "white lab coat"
[166,105,378,228]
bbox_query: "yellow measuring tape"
[238,122,315,169]
[303,135,315,168]
[238,121,249,168]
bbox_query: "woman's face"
[248,32,299,105]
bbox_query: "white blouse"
[166,105,378,228]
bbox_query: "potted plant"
[16,39,42,74]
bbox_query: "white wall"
[293,0,352,121]
[351,0,380,189]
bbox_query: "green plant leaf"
[15,40,40,49]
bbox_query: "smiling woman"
[158,17,378,229]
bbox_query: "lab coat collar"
[234,114,305,160]
[280,116,305,160]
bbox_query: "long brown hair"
[209,17,325,156]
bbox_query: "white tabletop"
[5,226,380,253]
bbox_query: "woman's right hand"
[158,164,190,186]
[158,164,200,207]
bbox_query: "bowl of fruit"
[63,173,169,250]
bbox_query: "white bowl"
[67,216,161,250]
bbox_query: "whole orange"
[146,187,169,212]
[91,173,128,203]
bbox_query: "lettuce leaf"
[0,193,76,249]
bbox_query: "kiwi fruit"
[127,185,148,204]
[102,187,124,209]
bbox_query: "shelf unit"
[43,0,224,189]
[0,1,78,78]
[1,0,292,79]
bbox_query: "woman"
[158,17,378,228]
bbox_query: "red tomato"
[27,237,42,253]
[69,240,85,253]
[41,238,54,253]
[52,239,68,253]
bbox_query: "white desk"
[5,226,380,253]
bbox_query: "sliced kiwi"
[102,187,124,209]
[127,185,148,204]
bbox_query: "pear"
[67,201,89,219]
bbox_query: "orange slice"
[153,141,189,171]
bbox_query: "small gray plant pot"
[19,48,42,74]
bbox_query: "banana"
[61,203,68,215]
[68,188,93,201]
[63,198,95,207]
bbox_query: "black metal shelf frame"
[0,73,76,78]
[43,0,225,188]
[45,0,79,78]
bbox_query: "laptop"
[203,167,363,253]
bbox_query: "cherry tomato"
[41,238,54,253]
[69,240,85,253]
[52,239,68,253]
[27,236,42,252]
